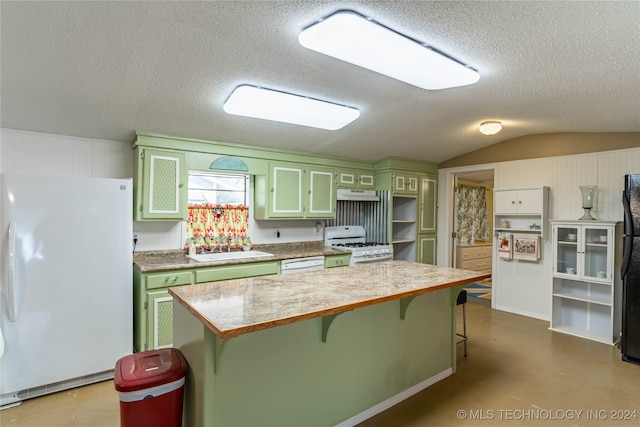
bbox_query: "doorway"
[451,169,495,305]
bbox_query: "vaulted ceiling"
[1,1,638,163]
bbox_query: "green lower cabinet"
[418,234,437,265]
[324,253,351,268]
[134,261,280,352]
[147,289,174,349]
[194,261,279,282]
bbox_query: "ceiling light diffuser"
[299,10,480,90]
[479,121,502,135]
[223,85,359,130]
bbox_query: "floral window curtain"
[456,184,489,243]
[185,203,251,250]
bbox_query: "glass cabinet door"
[582,226,610,281]
[555,225,579,276]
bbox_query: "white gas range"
[324,225,394,265]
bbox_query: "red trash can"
[114,348,188,427]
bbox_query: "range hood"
[336,189,380,201]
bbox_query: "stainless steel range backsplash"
[326,190,390,243]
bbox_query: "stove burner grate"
[335,242,387,248]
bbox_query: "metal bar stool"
[456,290,468,357]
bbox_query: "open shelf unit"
[391,196,417,261]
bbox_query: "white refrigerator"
[0,174,133,406]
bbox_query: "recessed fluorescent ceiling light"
[299,10,480,90]
[223,85,359,130]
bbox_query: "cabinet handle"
[178,183,184,188]
[165,276,178,283]
[511,200,516,204]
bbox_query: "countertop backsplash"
[133,241,348,273]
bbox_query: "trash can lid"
[114,348,188,392]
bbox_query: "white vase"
[579,185,597,220]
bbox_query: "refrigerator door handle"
[7,221,18,321]
[621,235,632,279]
[623,190,633,237]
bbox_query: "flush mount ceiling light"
[223,85,359,130]
[479,121,502,135]
[298,10,480,90]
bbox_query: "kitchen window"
[188,172,248,205]
[185,172,251,249]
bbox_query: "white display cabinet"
[549,220,622,344]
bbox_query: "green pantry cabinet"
[376,159,438,265]
[133,261,279,352]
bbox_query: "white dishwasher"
[280,256,325,274]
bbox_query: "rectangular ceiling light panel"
[223,85,360,130]
[299,11,480,90]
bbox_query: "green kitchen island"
[170,260,490,427]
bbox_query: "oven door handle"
[353,255,394,263]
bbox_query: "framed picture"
[497,232,512,260]
[513,234,540,261]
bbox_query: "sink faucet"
[208,238,232,253]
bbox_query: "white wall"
[439,147,640,320]
[0,129,322,252]
[0,128,132,178]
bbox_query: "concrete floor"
[2,302,639,426]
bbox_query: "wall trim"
[334,368,453,427]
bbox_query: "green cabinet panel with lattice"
[133,147,187,220]
[133,262,280,352]
[254,162,335,219]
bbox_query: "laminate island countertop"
[171,261,490,427]
[170,260,490,338]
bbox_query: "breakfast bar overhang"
[170,261,490,427]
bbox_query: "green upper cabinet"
[254,162,336,219]
[376,170,419,195]
[336,169,376,189]
[374,158,437,195]
[272,164,304,217]
[393,172,420,195]
[134,147,187,220]
[307,167,335,218]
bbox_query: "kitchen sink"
[187,251,274,262]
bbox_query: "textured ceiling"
[1,1,639,163]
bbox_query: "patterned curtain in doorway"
[456,184,489,243]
